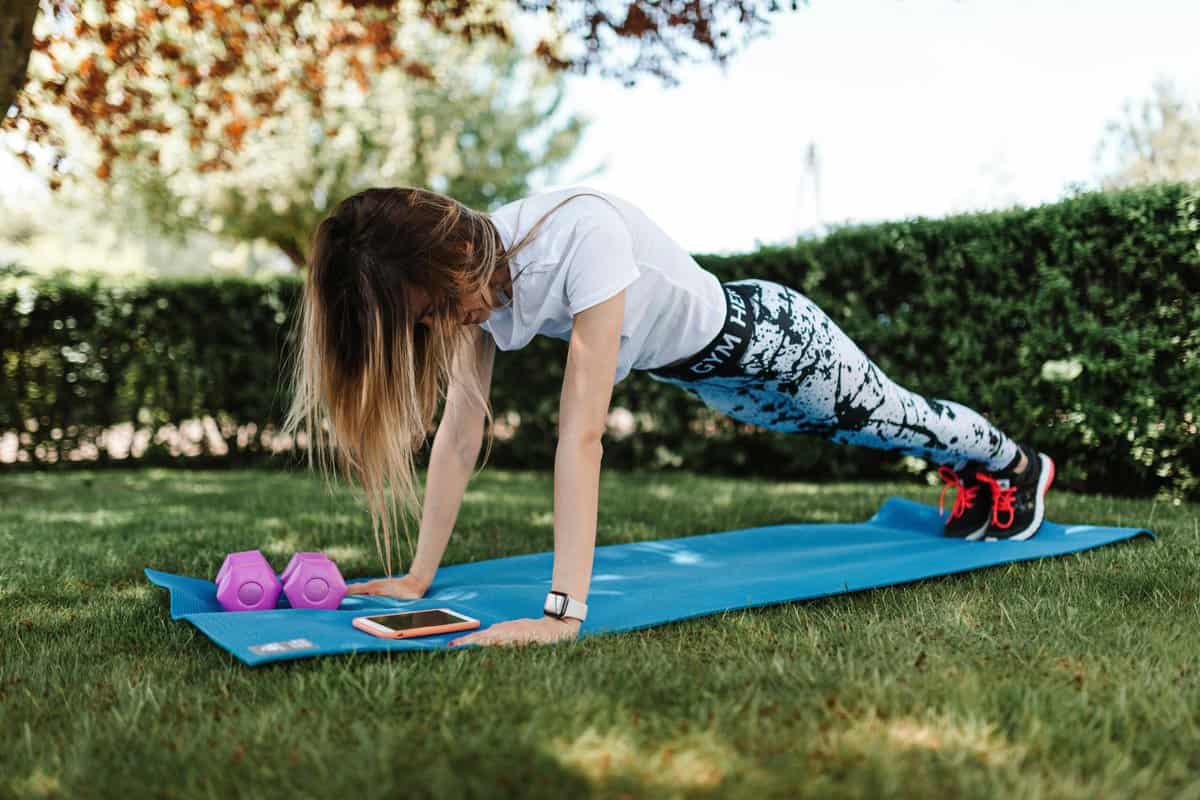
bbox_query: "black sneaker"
[937,463,993,541]
[976,442,1056,541]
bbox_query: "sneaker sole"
[985,453,1055,542]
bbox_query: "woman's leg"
[654,279,1022,473]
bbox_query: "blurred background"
[1,0,1196,500]
[2,0,1197,275]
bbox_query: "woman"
[282,185,1055,648]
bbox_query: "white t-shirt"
[481,185,726,384]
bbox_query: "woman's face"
[405,278,501,329]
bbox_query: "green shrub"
[2,183,1196,500]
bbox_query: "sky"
[2,0,1198,260]
[533,0,1200,253]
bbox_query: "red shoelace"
[937,466,980,520]
[975,473,1016,529]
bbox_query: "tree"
[0,0,38,119]
[2,0,803,190]
[80,19,593,268]
[1096,78,1200,189]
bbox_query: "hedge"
[1,183,1197,500]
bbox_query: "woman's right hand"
[347,573,430,599]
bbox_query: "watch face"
[549,593,566,616]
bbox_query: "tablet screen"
[368,610,465,631]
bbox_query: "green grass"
[1,466,1197,799]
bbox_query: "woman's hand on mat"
[346,574,428,600]
[449,616,581,648]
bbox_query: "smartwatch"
[543,590,588,622]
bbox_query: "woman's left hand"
[450,616,581,647]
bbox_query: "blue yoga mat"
[145,496,1154,666]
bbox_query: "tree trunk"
[0,0,39,121]
[275,237,307,270]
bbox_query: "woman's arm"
[548,289,625,609]
[350,327,495,598]
[450,289,625,646]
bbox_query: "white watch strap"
[544,590,587,622]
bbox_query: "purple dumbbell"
[280,552,347,610]
[215,550,283,612]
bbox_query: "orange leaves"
[71,54,111,122]
[349,56,370,92]
[403,60,436,81]
[328,22,352,47]
[196,155,226,173]
[22,0,435,188]
[302,62,326,91]
[207,58,238,81]
[533,39,571,72]
[224,35,247,60]
[363,19,394,48]
[156,41,184,60]
[126,115,170,136]
[253,81,286,108]
[12,0,785,188]
[223,116,249,149]
[616,3,657,37]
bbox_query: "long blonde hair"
[282,186,613,575]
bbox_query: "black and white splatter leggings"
[645,279,1020,473]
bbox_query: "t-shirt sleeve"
[563,201,641,316]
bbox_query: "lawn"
[1,466,1197,799]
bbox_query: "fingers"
[449,625,491,646]
[450,625,496,647]
[348,577,427,597]
[349,586,408,599]
[450,621,544,647]
[450,635,513,648]
[346,580,410,598]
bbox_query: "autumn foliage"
[6,0,799,188]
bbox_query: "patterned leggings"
[646,279,1020,473]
